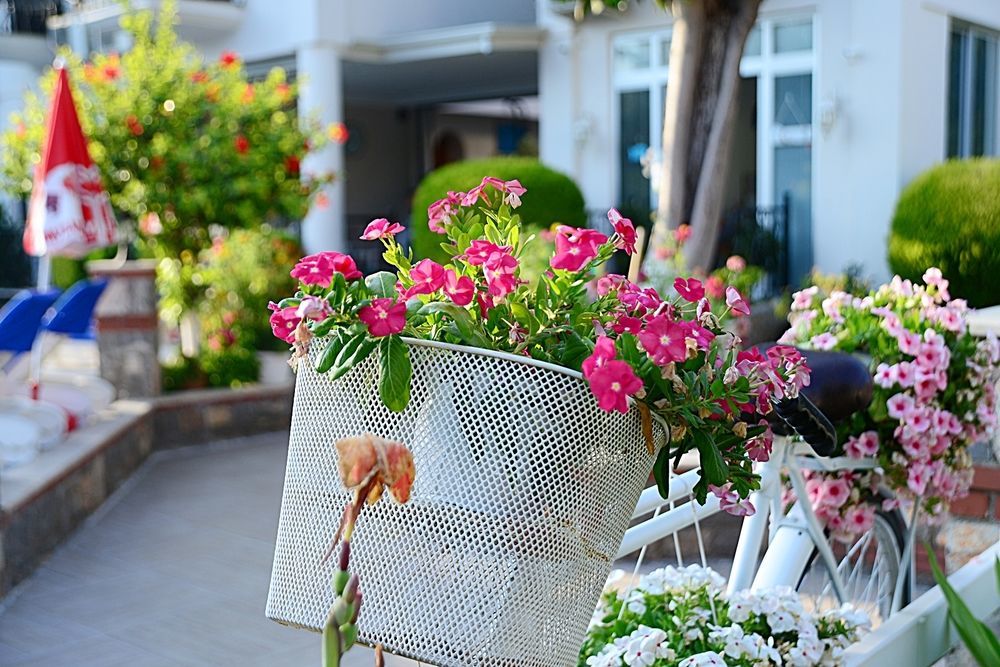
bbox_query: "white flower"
[767,610,796,633]
[679,650,729,666]
[587,644,625,667]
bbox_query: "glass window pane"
[948,29,965,157]
[744,24,761,57]
[659,37,671,68]
[774,146,812,286]
[619,90,651,212]
[774,20,812,53]
[615,38,651,73]
[774,74,812,126]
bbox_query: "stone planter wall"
[0,383,293,597]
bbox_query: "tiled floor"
[0,433,416,666]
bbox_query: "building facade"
[1,0,999,286]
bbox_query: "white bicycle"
[617,349,913,626]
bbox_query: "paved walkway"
[0,433,415,666]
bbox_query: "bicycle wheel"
[794,500,909,625]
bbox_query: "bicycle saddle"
[756,344,874,422]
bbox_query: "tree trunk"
[650,0,761,273]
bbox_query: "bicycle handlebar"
[772,393,837,457]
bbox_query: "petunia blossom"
[357,298,406,337]
[268,301,299,343]
[725,286,751,316]
[674,277,705,303]
[638,315,688,366]
[291,251,362,287]
[360,218,405,241]
[582,335,617,379]
[550,226,608,272]
[587,360,642,413]
[607,208,637,255]
[406,259,447,297]
[443,269,475,306]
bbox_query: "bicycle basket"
[266,338,663,666]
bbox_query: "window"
[948,22,999,157]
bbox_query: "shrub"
[411,157,586,264]
[888,159,1000,307]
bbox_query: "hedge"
[411,157,586,263]
[888,159,1000,307]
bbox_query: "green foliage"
[927,547,1000,667]
[195,226,302,353]
[410,157,586,264]
[888,159,1000,307]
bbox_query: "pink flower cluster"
[427,177,525,233]
[784,268,1000,529]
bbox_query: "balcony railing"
[1,0,61,36]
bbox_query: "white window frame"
[610,14,818,212]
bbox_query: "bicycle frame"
[617,435,895,610]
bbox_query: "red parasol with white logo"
[24,67,117,286]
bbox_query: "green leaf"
[365,271,397,299]
[378,336,412,412]
[328,333,377,381]
[276,297,301,309]
[311,317,337,337]
[652,446,672,498]
[927,545,1000,666]
[693,430,728,487]
[418,302,486,346]
[316,328,351,373]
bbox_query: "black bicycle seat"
[755,343,874,423]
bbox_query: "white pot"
[266,338,663,667]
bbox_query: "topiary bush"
[411,157,586,264]
[888,159,1000,307]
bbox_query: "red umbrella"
[24,67,117,279]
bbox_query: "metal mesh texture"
[266,338,663,666]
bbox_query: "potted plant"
[265,177,807,666]
[780,269,999,537]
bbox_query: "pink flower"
[587,360,642,413]
[607,208,637,255]
[427,192,462,233]
[596,274,628,296]
[357,298,406,337]
[845,504,875,533]
[407,259,447,297]
[907,462,932,495]
[845,431,880,459]
[725,286,750,316]
[674,277,705,303]
[638,315,688,366]
[502,179,526,207]
[464,240,511,266]
[582,335,617,379]
[673,224,691,243]
[710,484,755,517]
[443,270,475,306]
[746,422,774,462]
[483,252,520,298]
[461,184,489,207]
[290,252,362,287]
[791,286,819,311]
[874,363,898,388]
[898,330,923,355]
[726,255,746,272]
[923,267,948,290]
[550,225,608,272]
[886,393,915,420]
[895,361,916,387]
[916,341,950,370]
[705,276,725,300]
[268,302,299,343]
[295,296,332,321]
[817,477,851,508]
[361,218,405,240]
[810,332,838,351]
[611,314,642,335]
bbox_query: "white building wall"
[537,0,1000,282]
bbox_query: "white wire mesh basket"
[266,337,664,666]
